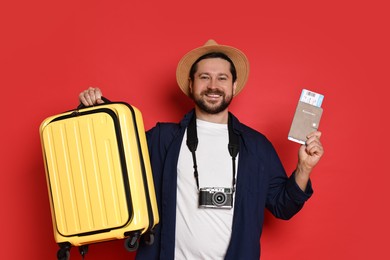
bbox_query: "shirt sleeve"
[285,171,313,204]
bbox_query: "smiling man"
[79,39,324,259]
[189,52,236,120]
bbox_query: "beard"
[192,89,233,114]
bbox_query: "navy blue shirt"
[136,110,313,260]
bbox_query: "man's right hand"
[79,87,105,106]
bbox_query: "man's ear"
[232,81,238,96]
[188,78,193,94]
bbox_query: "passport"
[288,89,324,144]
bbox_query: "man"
[79,39,324,259]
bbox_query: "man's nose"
[207,78,218,89]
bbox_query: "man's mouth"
[203,90,224,99]
[206,93,221,98]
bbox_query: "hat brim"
[176,41,250,97]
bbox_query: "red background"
[1,0,389,259]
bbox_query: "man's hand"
[79,87,105,106]
[295,131,324,191]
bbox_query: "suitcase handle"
[76,96,111,110]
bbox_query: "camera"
[199,187,233,209]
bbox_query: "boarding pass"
[300,89,324,107]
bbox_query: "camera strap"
[186,112,240,192]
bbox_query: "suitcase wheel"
[143,232,155,246]
[78,245,89,258]
[124,235,139,252]
[57,249,70,260]
[57,243,71,260]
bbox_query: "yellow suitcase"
[39,99,159,259]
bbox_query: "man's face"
[189,58,237,114]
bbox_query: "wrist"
[294,166,311,191]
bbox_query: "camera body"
[199,187,233,209]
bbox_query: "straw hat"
[176,39,250,96]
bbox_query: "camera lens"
[212,192,227,206]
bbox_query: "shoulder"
[232,118,277,156]
[231,114,271,145]
[240,123,273,145]
[146,110,194,141]
[146,122,181,140]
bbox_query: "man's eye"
[200,75,210,80]
[219,77,228,81]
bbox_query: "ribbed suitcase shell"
[40,102,159,249]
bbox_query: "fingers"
[307,131,322,140]
[304,131,324,157]
[79,87,103,106]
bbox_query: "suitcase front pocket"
[42,109,132,237]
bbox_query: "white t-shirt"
[174,119,237,260]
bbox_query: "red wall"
[1,1,389,259]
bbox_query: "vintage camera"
[199,187,233,209]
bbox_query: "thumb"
[96,98,105,104]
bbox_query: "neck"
[194,107,229,124]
